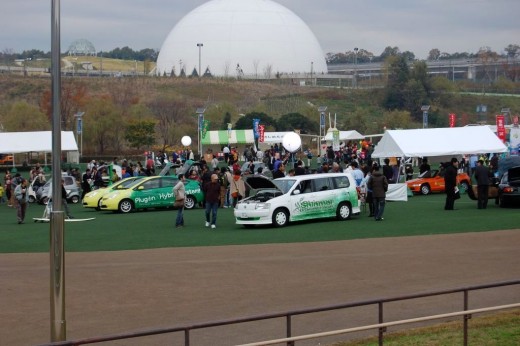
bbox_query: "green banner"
[202,120,210,139]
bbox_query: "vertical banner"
[496,115,506,142]
[201,120,210,139]
[198,113,204,131]
[320,113,325,129]
[227,123,232,138]
[449,113,456,127]
[332,129,340,151]
[253,118,260,139]
[77,118,82,134]
[258,125,265,143]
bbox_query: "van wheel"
[420,184,431,195]
[272,208,289,227]
[119,199,134,213]
[336,202,352,220]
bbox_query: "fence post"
[184,329,190,346]
[463,290,470,346]
[378,302,385,346]
[286,315,294,346]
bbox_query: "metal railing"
[37,279,520,346]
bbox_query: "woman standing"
[230,170,246,208]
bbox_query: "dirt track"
[1,230,519,346]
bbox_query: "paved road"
[1,230,519,346]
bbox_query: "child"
[0,184,4,204]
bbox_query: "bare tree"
[253,60,260,79]
[147,98,192,150]
[263,64,273,79]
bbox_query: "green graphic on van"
[294,198,334,213]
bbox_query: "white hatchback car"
[234,173,361,227]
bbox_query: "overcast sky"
[1,0,518,59]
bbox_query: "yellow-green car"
[99,176,204,213]
[82,177,143,210]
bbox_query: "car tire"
[336,202,352,220]
[184,195,196,209]
[498,196,508,208]
[272,208,289,227]
[460,181,470,192]
[96,198,102,211]
[118,199,134,213]
[420,184,431,195]
[28,195,36,203]
[70,195,80,204]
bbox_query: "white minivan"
[234,172,360,227]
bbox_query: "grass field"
[0,193,518,253]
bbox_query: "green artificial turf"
[0,193,518,253]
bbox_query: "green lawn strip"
[332,309,520,346]
[0,193,518,253]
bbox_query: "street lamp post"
[310,61,314,86]
[421,105,430,129]
[354,47,359,88]
[197,43,203,79]
[196,107,206,157]
[318,106,327,158]
[74,112,85,159]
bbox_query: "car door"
[133,178,161,209]
[159,177,177,207]
[289,178,314,221]
[311,177,337,219]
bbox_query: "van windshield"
[273,179,296,194]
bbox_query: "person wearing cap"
[444,158,459,210]
[474,159,493,209]
[14,178,29,223]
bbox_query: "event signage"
[201,120,210,139]
[227,123,232,138]
[258,125,265,143]
[449,113,456,127]
[320,113,325,129]
[198,114,204,131]
[496,115,506,142]
[332,129,340,151]
[77,118,82,134]
[253,118,260,139]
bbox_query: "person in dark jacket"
[382,158,394,183]
[203,174,221,229]
[474,159,492,209]
[443,158,459,210]
[367,164,388,221]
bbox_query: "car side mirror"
[293,189,300,195]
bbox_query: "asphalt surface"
[1,229,519,346]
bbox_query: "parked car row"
[83,176,204,213]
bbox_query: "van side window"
[333,176,350,189]
[312,178,330,192]
[298,180,312,194]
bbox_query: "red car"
[406,169,471,195]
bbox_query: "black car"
[497,166,520,207]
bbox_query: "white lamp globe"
[181,136,192,147]
[282,132,301,153]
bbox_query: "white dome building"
[156,0,327,77]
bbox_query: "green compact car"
[99,176,204,213]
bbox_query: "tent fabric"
[323,130,365,141]
[201,130,254,145]
[372,126,507,158]
[0,131,78,154]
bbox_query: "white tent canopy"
[0,131,78,153]
[323,130,365,141]
[372,126,507,158]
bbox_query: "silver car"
[36,175,80,205]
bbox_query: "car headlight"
[255,203,270,210]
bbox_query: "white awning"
[0,131,78,153]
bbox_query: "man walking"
[203,174,221,229]
[444,158,459,210]
[474,159,492,209]
[14,178,29,224]
[367,164,388,221]
[173,174,186,228]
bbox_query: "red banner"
[259,125,265,143]
[496,115,506,142]
[449,113,456,127]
